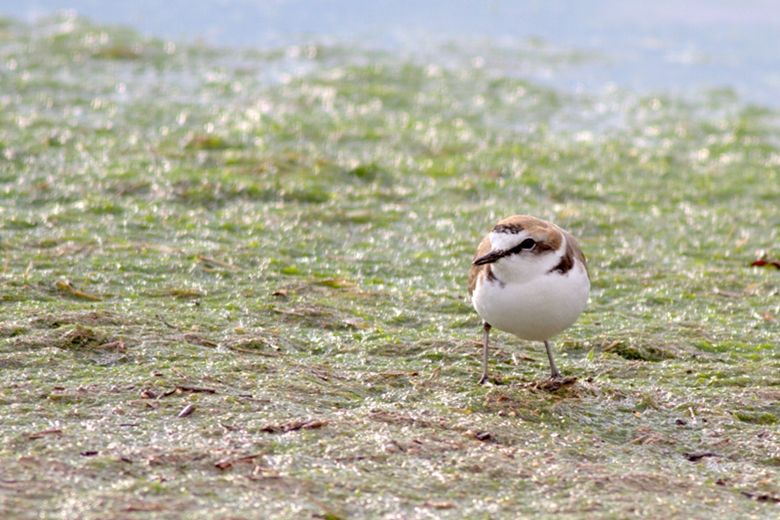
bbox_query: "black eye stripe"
[507,238,536,255]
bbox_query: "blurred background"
[4,0,780,106]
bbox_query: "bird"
[468,215,589,384]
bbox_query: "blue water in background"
[3,0,780,107]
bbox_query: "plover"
[468,215,589,384]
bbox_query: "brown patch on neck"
[549,247,574,274]
[468,235,491,296]
[485,264,502,286]
[469,259,504,295]
[548,230,588,276]
[469,235,506,295]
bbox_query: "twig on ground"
[55,279,103,301]
[260,419,327,433]
[740,491,780,503]
[177,404,196,418]
[683,452,718,462]
[28,428,63,440]
[214,452,265,470]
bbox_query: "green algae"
[0,13,778,520]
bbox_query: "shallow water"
[4,0,780,106]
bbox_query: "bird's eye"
[519,238,536,250]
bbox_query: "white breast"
[471,263,589,341]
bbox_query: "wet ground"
[0,9,778,519]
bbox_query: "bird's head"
[473,215,567,282]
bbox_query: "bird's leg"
[478,322,491,384]
[544,340,562,380]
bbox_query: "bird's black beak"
[473,250,505,266]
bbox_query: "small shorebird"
[468,215,589,384]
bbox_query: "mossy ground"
[0,14,778,519]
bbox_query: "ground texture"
[0,15,778,519]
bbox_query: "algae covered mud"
[1,13,779,519]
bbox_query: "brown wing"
[468,235,492,296]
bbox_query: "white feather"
[488,230,530,252]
